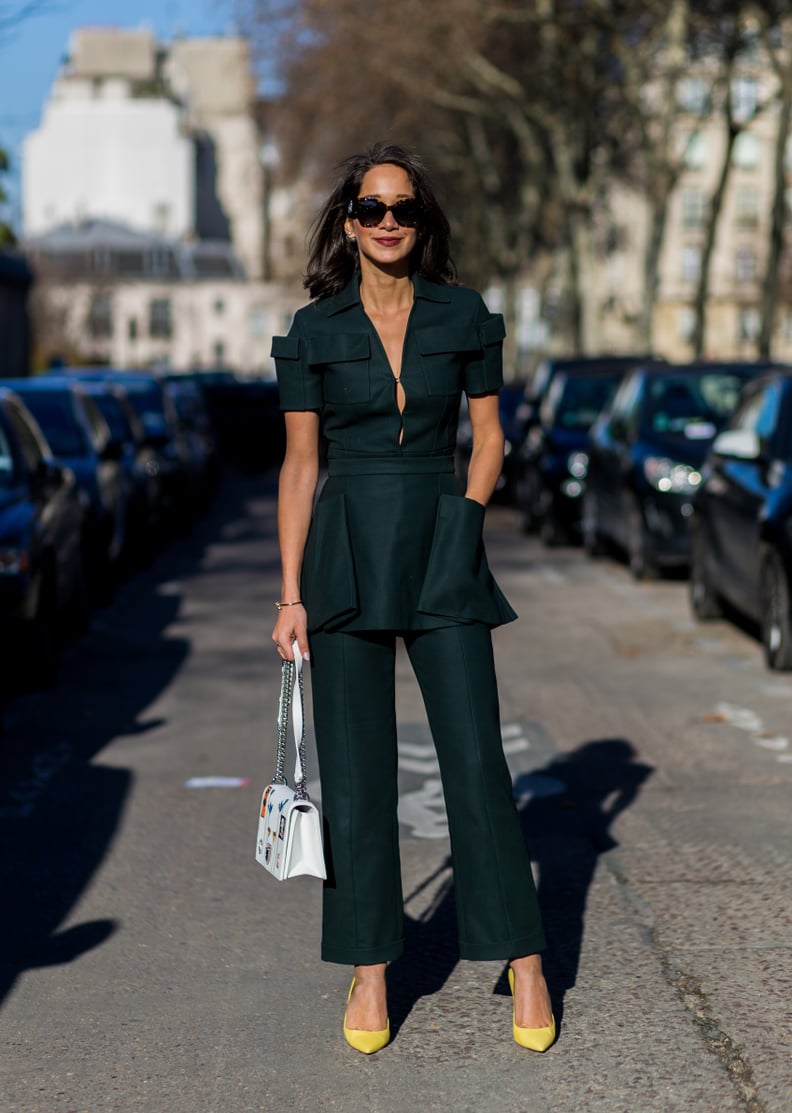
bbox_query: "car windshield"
[121,382,166,422]
[542,373,622,430]
[14,392,88,456]
[0,422,15,487]
[92,394,132,443]
[647,373,746,437]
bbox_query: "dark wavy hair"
[304,142,457,300]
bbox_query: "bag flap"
[270,334,301,360]
[415,326,480,355]
[307,333,370,364]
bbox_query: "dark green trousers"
[310,623,546,965]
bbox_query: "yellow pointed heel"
[508,967,556,1052]
[343,978,390,1055]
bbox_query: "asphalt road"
[0,474,790,1113]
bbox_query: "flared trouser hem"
[321,937,405,965]
[459,929,547,962]
[310,624,546,963]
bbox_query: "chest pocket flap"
[307,333,370,365]
[416,325,479,396]
[307,333,371,405]
[415,326,480,356]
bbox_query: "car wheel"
[761,551,792,670]
[582,492,604,558]
[689,525,722,620]
[627,500,657,581]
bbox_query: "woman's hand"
[272,603,310,662]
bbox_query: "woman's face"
[344,163,420,273]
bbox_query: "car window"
[731,390,765,434]
[0,416,16,486]
[5,400,47,474]
[79,394,111,450]
[550,374,623,430]
[609,373,642,440]
[92,393,133,443]
[647,373,745,438]
[15,392,89,457]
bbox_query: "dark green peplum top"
[271,273,517,635]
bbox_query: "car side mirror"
[711,429,761,460]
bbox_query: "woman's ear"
[344,217,355,240]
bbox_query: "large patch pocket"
[307,333,371,405]
[416,326,480,395]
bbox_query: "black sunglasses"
[347,196,422,228]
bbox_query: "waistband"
[327,454,455,476]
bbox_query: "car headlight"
[568,452,589,478]
[643,456,702,494]
[0,547,30,575]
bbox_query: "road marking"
[711,701,790,762]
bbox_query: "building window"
[732,131,761,170]
[249,305,267,339]
[213,340,225,366]
[679,77,708,116]
[149,298,172,339]
[735,246,757,283]
[731,76,758,123]
[681,188,705,230]
[737,308,759,342]
[682,245,702,283]
[678,307,696,343]
[128,317,138,341]
[214,298,225,315]
[681,131,707,170]
[735,187,759,229]
[88,294,113,338]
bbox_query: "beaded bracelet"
[274,600,304,610]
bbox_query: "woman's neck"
[358,262,413,315]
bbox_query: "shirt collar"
[317,271,451,316]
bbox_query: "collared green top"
[271,274,517,634]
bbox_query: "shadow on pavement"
[386,737,653,1039]
[0,474,266,1008]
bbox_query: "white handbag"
[255,645,326,880]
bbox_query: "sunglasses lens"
[354,200,387,227]
[351,198,421,227]
[391,200,420,227]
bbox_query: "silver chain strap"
[273,656,310,800]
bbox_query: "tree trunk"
[758,77,792,359]
[692,124,738,358]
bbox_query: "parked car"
[162,375,219,504]
[583,362,766,578]
[59,369,193,532]
[515,354,659,441]
[514,363,634,542]
[78,380,164,563]
[455,382,526,504]
[0,387,86,685]
[689,369,792,669]
[5,377,128,596]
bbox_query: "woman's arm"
[465,391,504,507]
[272,410,320,661]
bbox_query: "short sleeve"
[270,317,322,411]
[462,296,506,395]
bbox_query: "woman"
[270,143,554,1054]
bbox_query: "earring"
[347,235,356,241]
